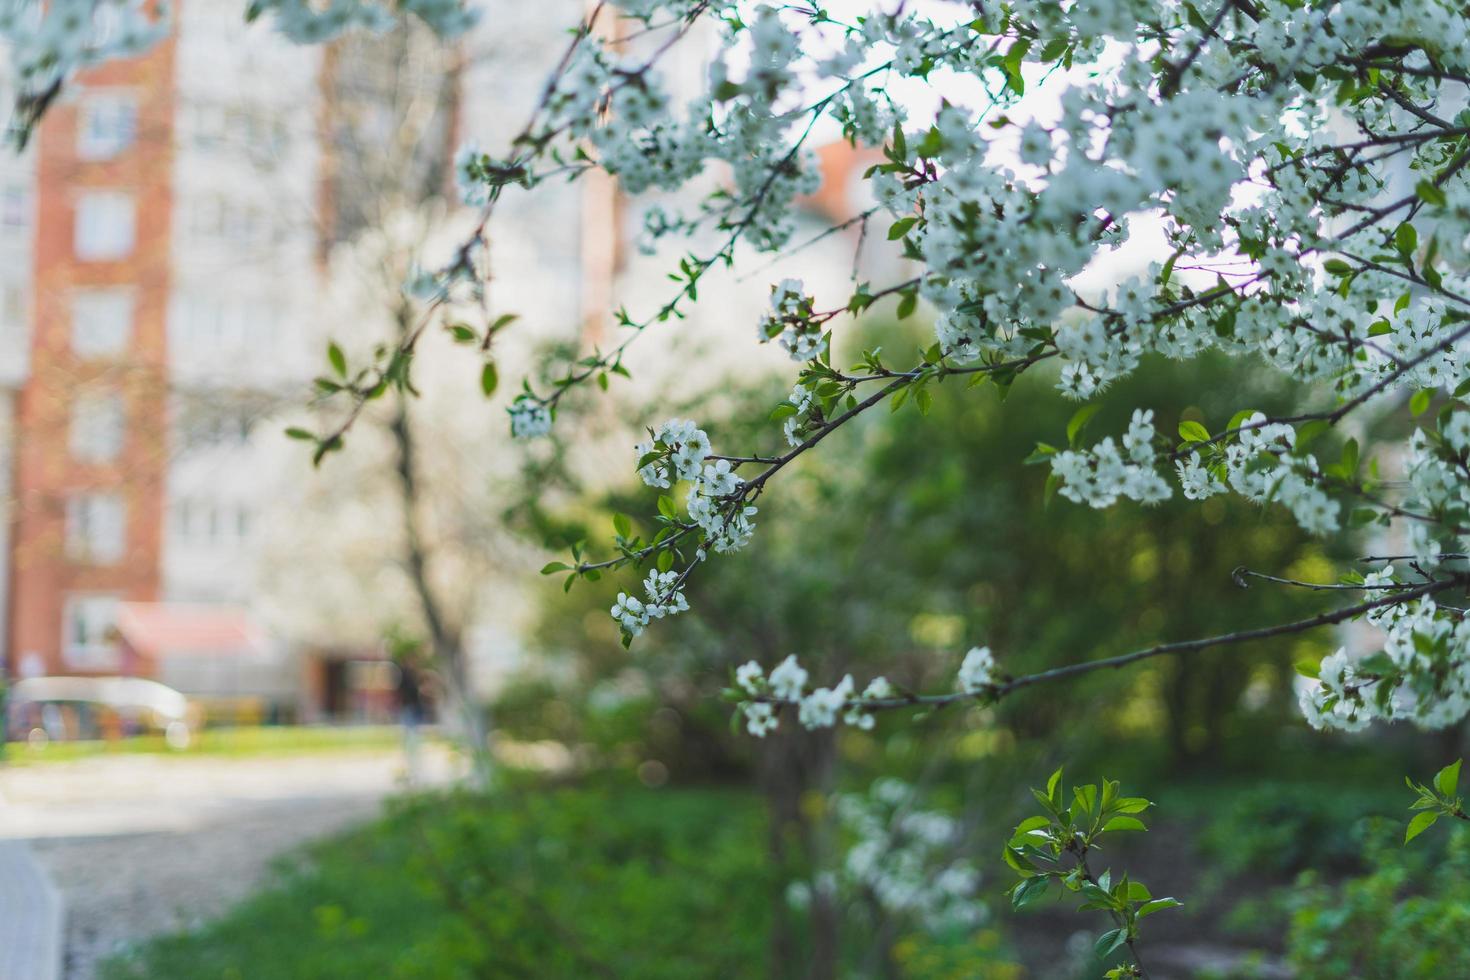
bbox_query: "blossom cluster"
[1051,410,1171,509]
[734,655,893,736]
[756,279,824,361]
[634,418,757,556]
[1300,575,1470,733]
[1293,409,1470,733]
[733,646,1002,738]
[507,396,553,440]
[0,0,477,132]
[788,778,986,934]
[0,0,167,134]
[609,568,689,639]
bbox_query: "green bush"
[1286,821,1470,979]
[1195,782,1399,877]
[103,783,772,980]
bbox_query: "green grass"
[1,725,425,766]
[101,782,773,980]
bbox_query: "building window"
[2,183,28,230]
[173,293,283,356]
[69,392,126,463]
[71,288,134,357]
[77,93,138,160]
[62,594,123,670]
[75,191,135,260]
[65,493,126,565]
[187,194,276,247]
[188,102,225,151]
[172,498,192,537]
[172,498,251,546]
[1,280,25,332]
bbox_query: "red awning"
[115,602,269,659]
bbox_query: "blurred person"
[395,649,430,784]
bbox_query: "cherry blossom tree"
[13,0,1470,969]
[24,0,1470,791]
[421,0,1470,748]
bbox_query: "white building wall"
[162,0,321,607]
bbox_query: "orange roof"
[799,141,884,223]
[115,602,269,659]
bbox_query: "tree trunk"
[758,725,839,980]
[389,305,493,787]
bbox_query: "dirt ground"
[0,747,461,979]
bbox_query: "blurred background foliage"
[107,332,1470,978]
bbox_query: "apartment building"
[2,2,318,707]
[0,0,886,716]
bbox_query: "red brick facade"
[6,25,176,677]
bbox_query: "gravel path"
[0,748,461,979]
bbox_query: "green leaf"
[1094,928,1127,959]
[327,342,347,378]
[1013,815,1051,835]
[1323,258,1353,276]
[1011,874,1051,910]
[1435,759,1462,798]
[613,513,632,538]
[1023,443,1058,466]
[1416,179,1448,207]
[1178,419,1211,444]
[1290,422,1331,456]
[480,362,499,397]
[1137,897,1182,919]
[1405,810,1440,843]
[284,427,314,441]
[657,496,677,519]
[1067,404,1102,446]
[1102,816,1147,833]
[887,216,918,240]
[1395,222,1418,256]
[1228,409,1258,433]
[1003,845,1039,874]
[896,290,918,320]
[540,561,571,575]
[1411,389,1433,416]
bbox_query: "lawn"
[0,725,424,766]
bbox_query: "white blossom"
[957,646,996,694]
[507,397,552,440]
[769,654,808,701]
[735,660,765,695]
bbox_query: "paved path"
[0,836,62,980]
[0,747,461,979]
